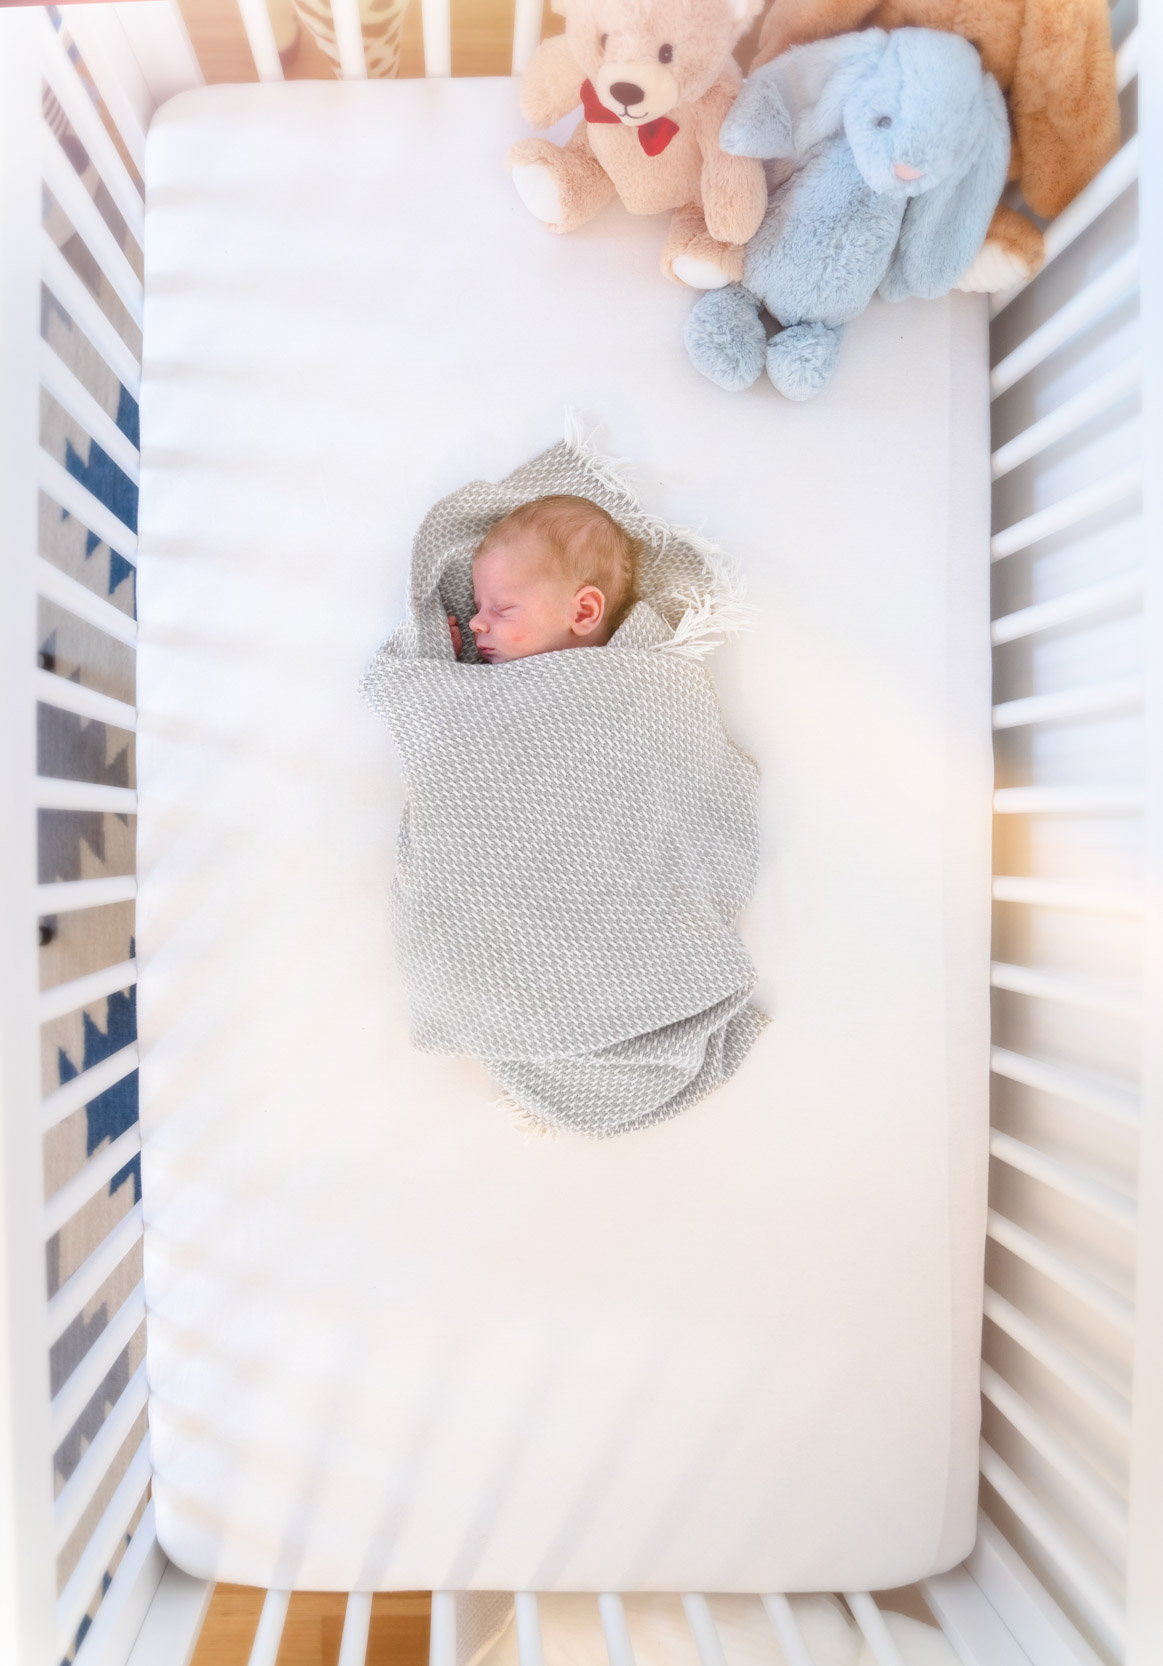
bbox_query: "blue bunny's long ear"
[721,30,888,161]
[880,73,1010,301]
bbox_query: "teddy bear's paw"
[954,238,1037,294]
[766,321,844,401]
[671,253,734,291]
[511,162,564,229]
[684,287,766,391]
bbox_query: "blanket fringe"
[490,1092,560,1142]
[562,409,752,660]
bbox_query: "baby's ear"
[572,585,607,637]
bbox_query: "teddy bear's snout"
[893,162,924,180]
[610,80,646,108]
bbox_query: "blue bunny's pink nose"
[894,163,924,181]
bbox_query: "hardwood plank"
[189,1584,431,1666]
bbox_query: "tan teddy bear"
[507,0,768,288]
[749,0,1121,291]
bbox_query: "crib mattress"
[136,79,991,1593]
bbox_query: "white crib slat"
[991,360,1139,479]
[248,1590,292,1666]
[40,13,145,245]
[235,0,285,81]
[47,1200,143,1347]
[336,1592,373,1666]
[990,465,1143,561]
[37,874,137,915]
[992,675,1144,729]
[54,1434,152,1660]
[844,1595,907,1666]
[760,1595,817,1666]
[981,1364,1132,1546]
[36,666,137,733]
[35,777,137,815]
[991,248,1140,398]
[991,960,1143,1022]
[1116,25,1139,92]
[54,1359,149,1553]
[681,1597,728,1666]
[330,0,368,79]
[993,784,1144,814]
[991,570,1144,644]
[41,232,142,399]
[429,1592,456,1666]
[514,1593,546,1666]
[35,556,138,647]
[41,1041,140,1134]
[987,1211,1136,1334]
[511,0,542,74]
[39,958,138,1026]
[44,1124,141,1238]
[991,1131,1138,1228]
[38,447,138,567]
[39,338,140,483]
[983,1290,1133,1436]
[598,1594,636,1666]
[40,125,143,326]
[421,0,452,76]
[978,1444,1127,1656]
[990,1045,1141,1128]
[57,6,150,174]
[991,874,1145,916]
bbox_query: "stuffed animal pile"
[507,0,1121,398]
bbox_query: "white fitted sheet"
[136,79,992,1594]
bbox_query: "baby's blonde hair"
[476,495,642,634]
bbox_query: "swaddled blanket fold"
[361,433,766,1136]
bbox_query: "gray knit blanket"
[361,433,766,1137]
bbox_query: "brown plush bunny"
[507,0,768,289]
[750,0,1121,290]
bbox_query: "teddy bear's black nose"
[610,81,645,107]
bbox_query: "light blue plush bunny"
[685,28,1009,400]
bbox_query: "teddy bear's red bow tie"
[580,79,680,156]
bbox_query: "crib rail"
[2,0,1161,1664]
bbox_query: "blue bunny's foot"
[766,322,845,401]
[684,286,767,392]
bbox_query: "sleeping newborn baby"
[362,446,765,1138]
[448,494,640,662]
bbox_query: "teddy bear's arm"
[519,35,585,130]
[696,75,769,248]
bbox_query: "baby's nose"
[894,163,924,181]
[469,612,485,634]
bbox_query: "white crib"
[0,1,1158,1663]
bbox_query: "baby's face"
[469,534,607,663]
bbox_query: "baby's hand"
[448,614,463,659]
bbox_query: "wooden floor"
[175,0,565,81]
[189,1586,430,1665]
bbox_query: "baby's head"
[469,495,641,664]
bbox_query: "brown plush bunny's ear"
[1011,0,1120,219]
[750,0,876,72]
